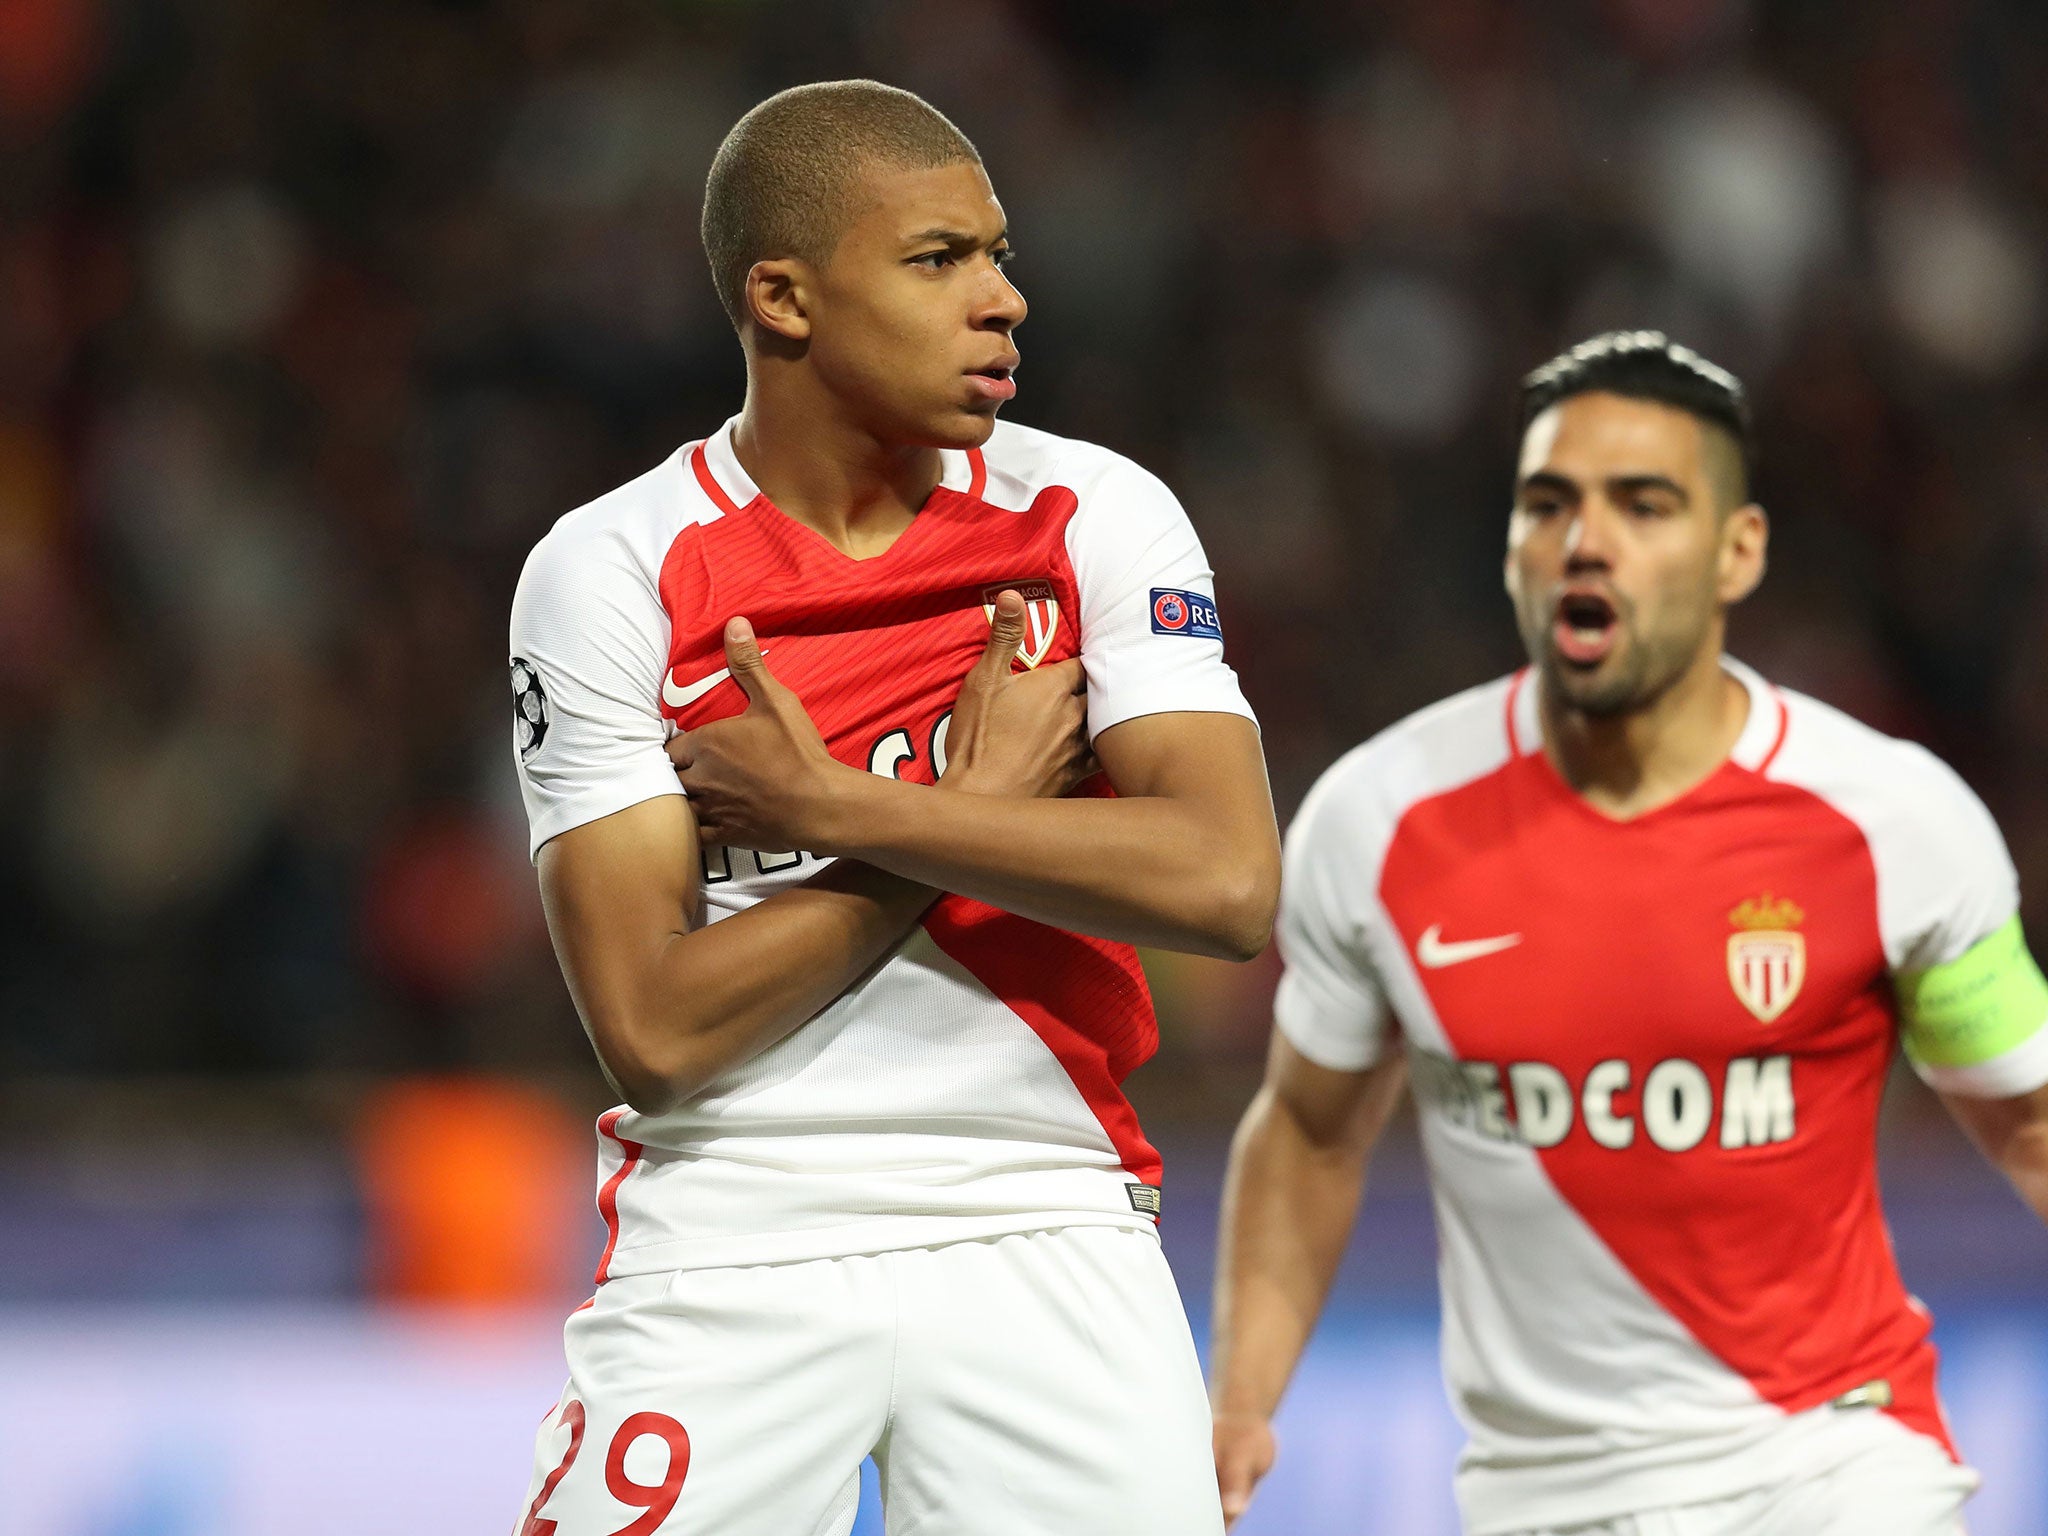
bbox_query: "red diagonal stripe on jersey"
[1381,755,1957,1459]
[593,1109,645,1285]
[922,894,1164,1189]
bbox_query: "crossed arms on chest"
[538,600,1279,1114]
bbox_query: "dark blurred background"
[3,2,2046,1533]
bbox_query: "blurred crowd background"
[5,1,2048,1531]
[8,0,2048,1074]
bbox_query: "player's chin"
[1546,651,1644,717]
[930,399,1004,447]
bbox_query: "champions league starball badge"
[511,657,549,759]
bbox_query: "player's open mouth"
[1553,591,1619,666]
[966,364,1017,402]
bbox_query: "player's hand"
[940,588,1095,799]
[1212,1410,1276,1529]
[667,617,848,849]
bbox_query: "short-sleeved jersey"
[1275,662,2048,1535]
[510,418,1254,1279]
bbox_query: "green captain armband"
[1897,915,2048,1075]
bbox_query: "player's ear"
[1718,502,1768,605]
[743,257,813,345]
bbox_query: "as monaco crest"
[1726,893,1806,1024]
[982,579,1061,669]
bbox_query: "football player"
[1210,332,2048,1536]
[509,80,1279,1535]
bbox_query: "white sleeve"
[1877,745,2048,1097]
[1272,769,1396,1072]
[1063,459,1256,739]
[1881,744,2019,973]
[508,523,682,861]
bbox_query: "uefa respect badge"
[1149,588,1222,639]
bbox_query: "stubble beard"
[1523,605,1698,721]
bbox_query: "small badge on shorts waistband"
[1829,1379,1893,1410]
[1126,1183,1163,1217]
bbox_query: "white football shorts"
[1499,1408,1976,1536]
[512,1224,1224,1536]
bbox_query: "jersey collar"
[1507,655,1789,772]
[690,417,988,516]
[692,418,757,514]
[1723,657,1790,773]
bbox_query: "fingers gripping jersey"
[510,419,1254,1277]
[1276,663,2047,1535]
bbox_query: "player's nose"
[974,266,1026,332]
[1563,505,1618,568]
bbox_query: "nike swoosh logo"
[662,650,766,711]
[1416,924,1523,969]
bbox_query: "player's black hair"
[702,80,982,334]
[1518,331,1756,503]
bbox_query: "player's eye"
[991,246,1016,268]
[910,250,953,270]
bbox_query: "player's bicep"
[1092,709,1270,809]
[1938,1081,2048,1224]
[1266,1029,1408,1154]
[1939,1080,2048,1156]
[536,794,703,1051]
[1093,710,1279,884]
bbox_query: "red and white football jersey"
[510,418,1253,1278]
[1275,663,2048,1534]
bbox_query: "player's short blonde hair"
[701,80,981,333]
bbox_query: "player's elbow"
[589,1014,713,1118]
[599,1044,690,1118]
[613,1069,689,1119]
[1201,855,1280,963]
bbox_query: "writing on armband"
[1897,914,2048,1068]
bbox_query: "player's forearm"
[1943,1082,2048,1226]
[1209,1086,1373,1420]
[815,772,1277,960]
[565,861,934,1115]
[1984,1109,2048,1224]
[2000,1130,2048,1224]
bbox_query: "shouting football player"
[1210,331,2048,1536]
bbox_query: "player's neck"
[731,378,944,561]
[1539,644,1750,821]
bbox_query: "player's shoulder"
[1761,671,1998,868]
[1765,677,1992,829]
[512,441,728,635]
[977,420,1173,511]
[1297,674,1522,842]
[523,443,716,574]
